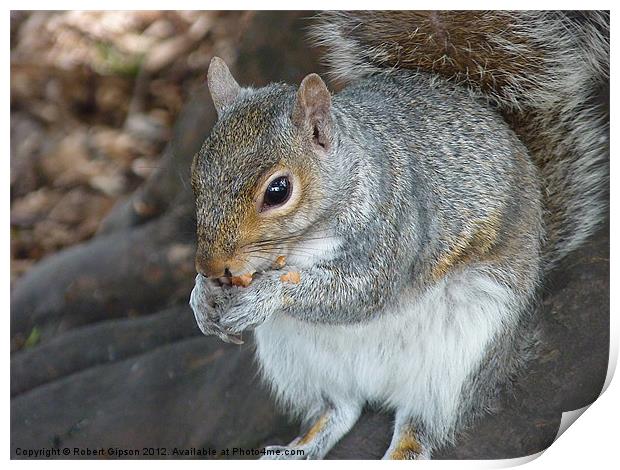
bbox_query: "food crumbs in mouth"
[280,271,301,284]
[231,273,254,287]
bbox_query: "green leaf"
[24,326,41,349]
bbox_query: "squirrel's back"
[333,70,543,295]
[312,11,609,268]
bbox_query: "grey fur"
[311,11,609,268]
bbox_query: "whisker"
[245,246,325,254]
[250,233,331,248]
[247,246,328,259]
[245,253,275,263]
[246,242,331,253]
[246,258,260,274]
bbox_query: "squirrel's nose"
[195,255,228,278]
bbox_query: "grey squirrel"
[189,11,609,459]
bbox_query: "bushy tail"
[311,11,609,268]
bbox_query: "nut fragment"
[231,272,253,287]
[274,255,287,269]
[280,271,301,284]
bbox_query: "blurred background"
[10,11,249,286]
[10,11,609,460]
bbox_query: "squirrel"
[189,11,609,459]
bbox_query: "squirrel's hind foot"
[382,414,431,460]
[260,403,362,460]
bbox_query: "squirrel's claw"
[219,331,244,345]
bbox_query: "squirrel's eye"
[262,176,291,209]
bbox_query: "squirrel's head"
[191,57,337,278]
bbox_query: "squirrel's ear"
[207,57,241,117]
[292,73,333,152]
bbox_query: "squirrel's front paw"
[217,272,283,334]
[217,295,273,335]
[189,274,243,344]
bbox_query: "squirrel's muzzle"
[195,249,249,278]
[195,254,229,278]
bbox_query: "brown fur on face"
[194,161,318,277]
[192,77,333,278]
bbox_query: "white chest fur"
[254,269,518,437]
